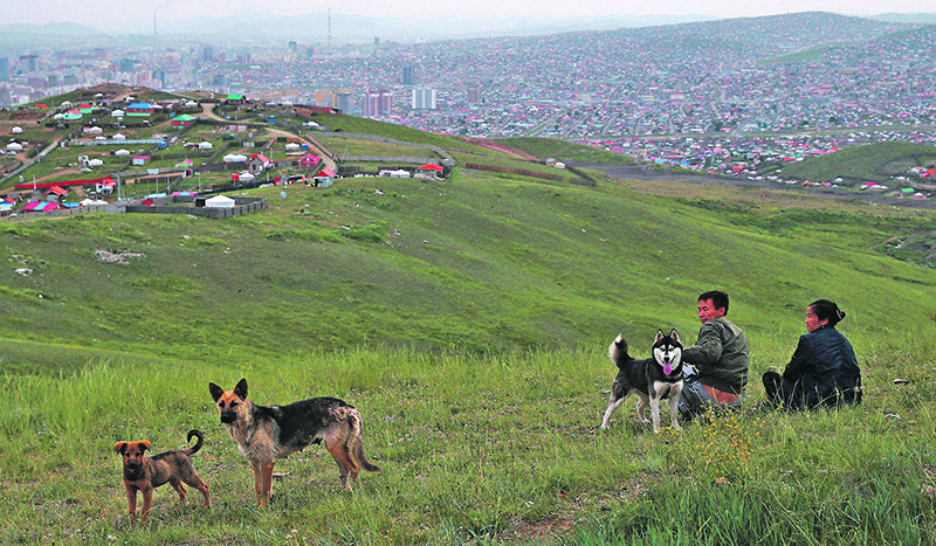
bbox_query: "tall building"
[202,46,214,63]
[412,88,437,110]
[467,86,481,105]
[402,65,415,86]
[20,54,38,72]
[288,41,298,53]
[119,58,138,73]
[315,89,335,107]
[362,89,392,117]
[335,90,353,113]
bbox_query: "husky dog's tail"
[609,334,630,368]
[348,410,381,473]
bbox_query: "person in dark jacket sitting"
[763,299,862,409]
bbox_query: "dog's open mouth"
[663,363,673,375]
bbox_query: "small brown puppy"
[114,429,211,523]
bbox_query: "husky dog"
[600,329,684,433]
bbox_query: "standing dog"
[208,378,380,507]
[600,329,685,433]
[114,430,210,523]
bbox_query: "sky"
[4,0,932,26]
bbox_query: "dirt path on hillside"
[264,128,337,173]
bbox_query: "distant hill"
[0,22,109,46]
[872,13,936,24]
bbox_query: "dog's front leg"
[650,398,662,433]
[260,462,275,506]
[125,486,138,523]
[252,461,275,507]
[251,461,266,506]
[139,485,154,523]
[668,390,682,430]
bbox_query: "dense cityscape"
[2,12,936,171]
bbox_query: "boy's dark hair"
[809,299,846,327]
[698,290,729,315]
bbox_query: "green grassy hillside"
[773,141,936,186]
[2,170,934,372]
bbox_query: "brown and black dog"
[114,430,210,523]
[209,378,380,507]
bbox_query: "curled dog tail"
[185,429,205,456]
[348,411,381,473]
[609,334,630,368]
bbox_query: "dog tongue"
[663,363,673,375]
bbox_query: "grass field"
[2,118,936,543]
[770,142,936,187]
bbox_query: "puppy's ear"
[115,442,128,455]
[654,329,665,342]
[670,329,680,343]
[234,378,248,400]
[140,441,151,452]
[209,382,224,403]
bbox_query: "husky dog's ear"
[654,329,665,342]
[669,329,680,343]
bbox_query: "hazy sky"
[4,0,931,25]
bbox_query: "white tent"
[88,159,104,167]
[237,172,255,182]
[112,133,126,140]
[115,149,131,157]
[198,142,213,150]
[111,109,125,118]
[6,143,23,151]
[11,126,23,134]
[285,143,300,151]
[223,153,247,163]
[205,195,236,208]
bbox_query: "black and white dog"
[600,329,684,433]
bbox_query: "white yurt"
[88,158,104,167]
[205,195,236,208]
[112,133,126,140]
[6,143,23,152]
[11,126,23,134]
[198,142,213,150]
[115,149,131,157]
[111,109,125,118]
[285,142,301,152]
[223,153,247,163]
[238,172,255,182]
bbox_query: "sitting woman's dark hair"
[810,299,845,327]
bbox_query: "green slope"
[773,142,936,186]
[1,167,934,373]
